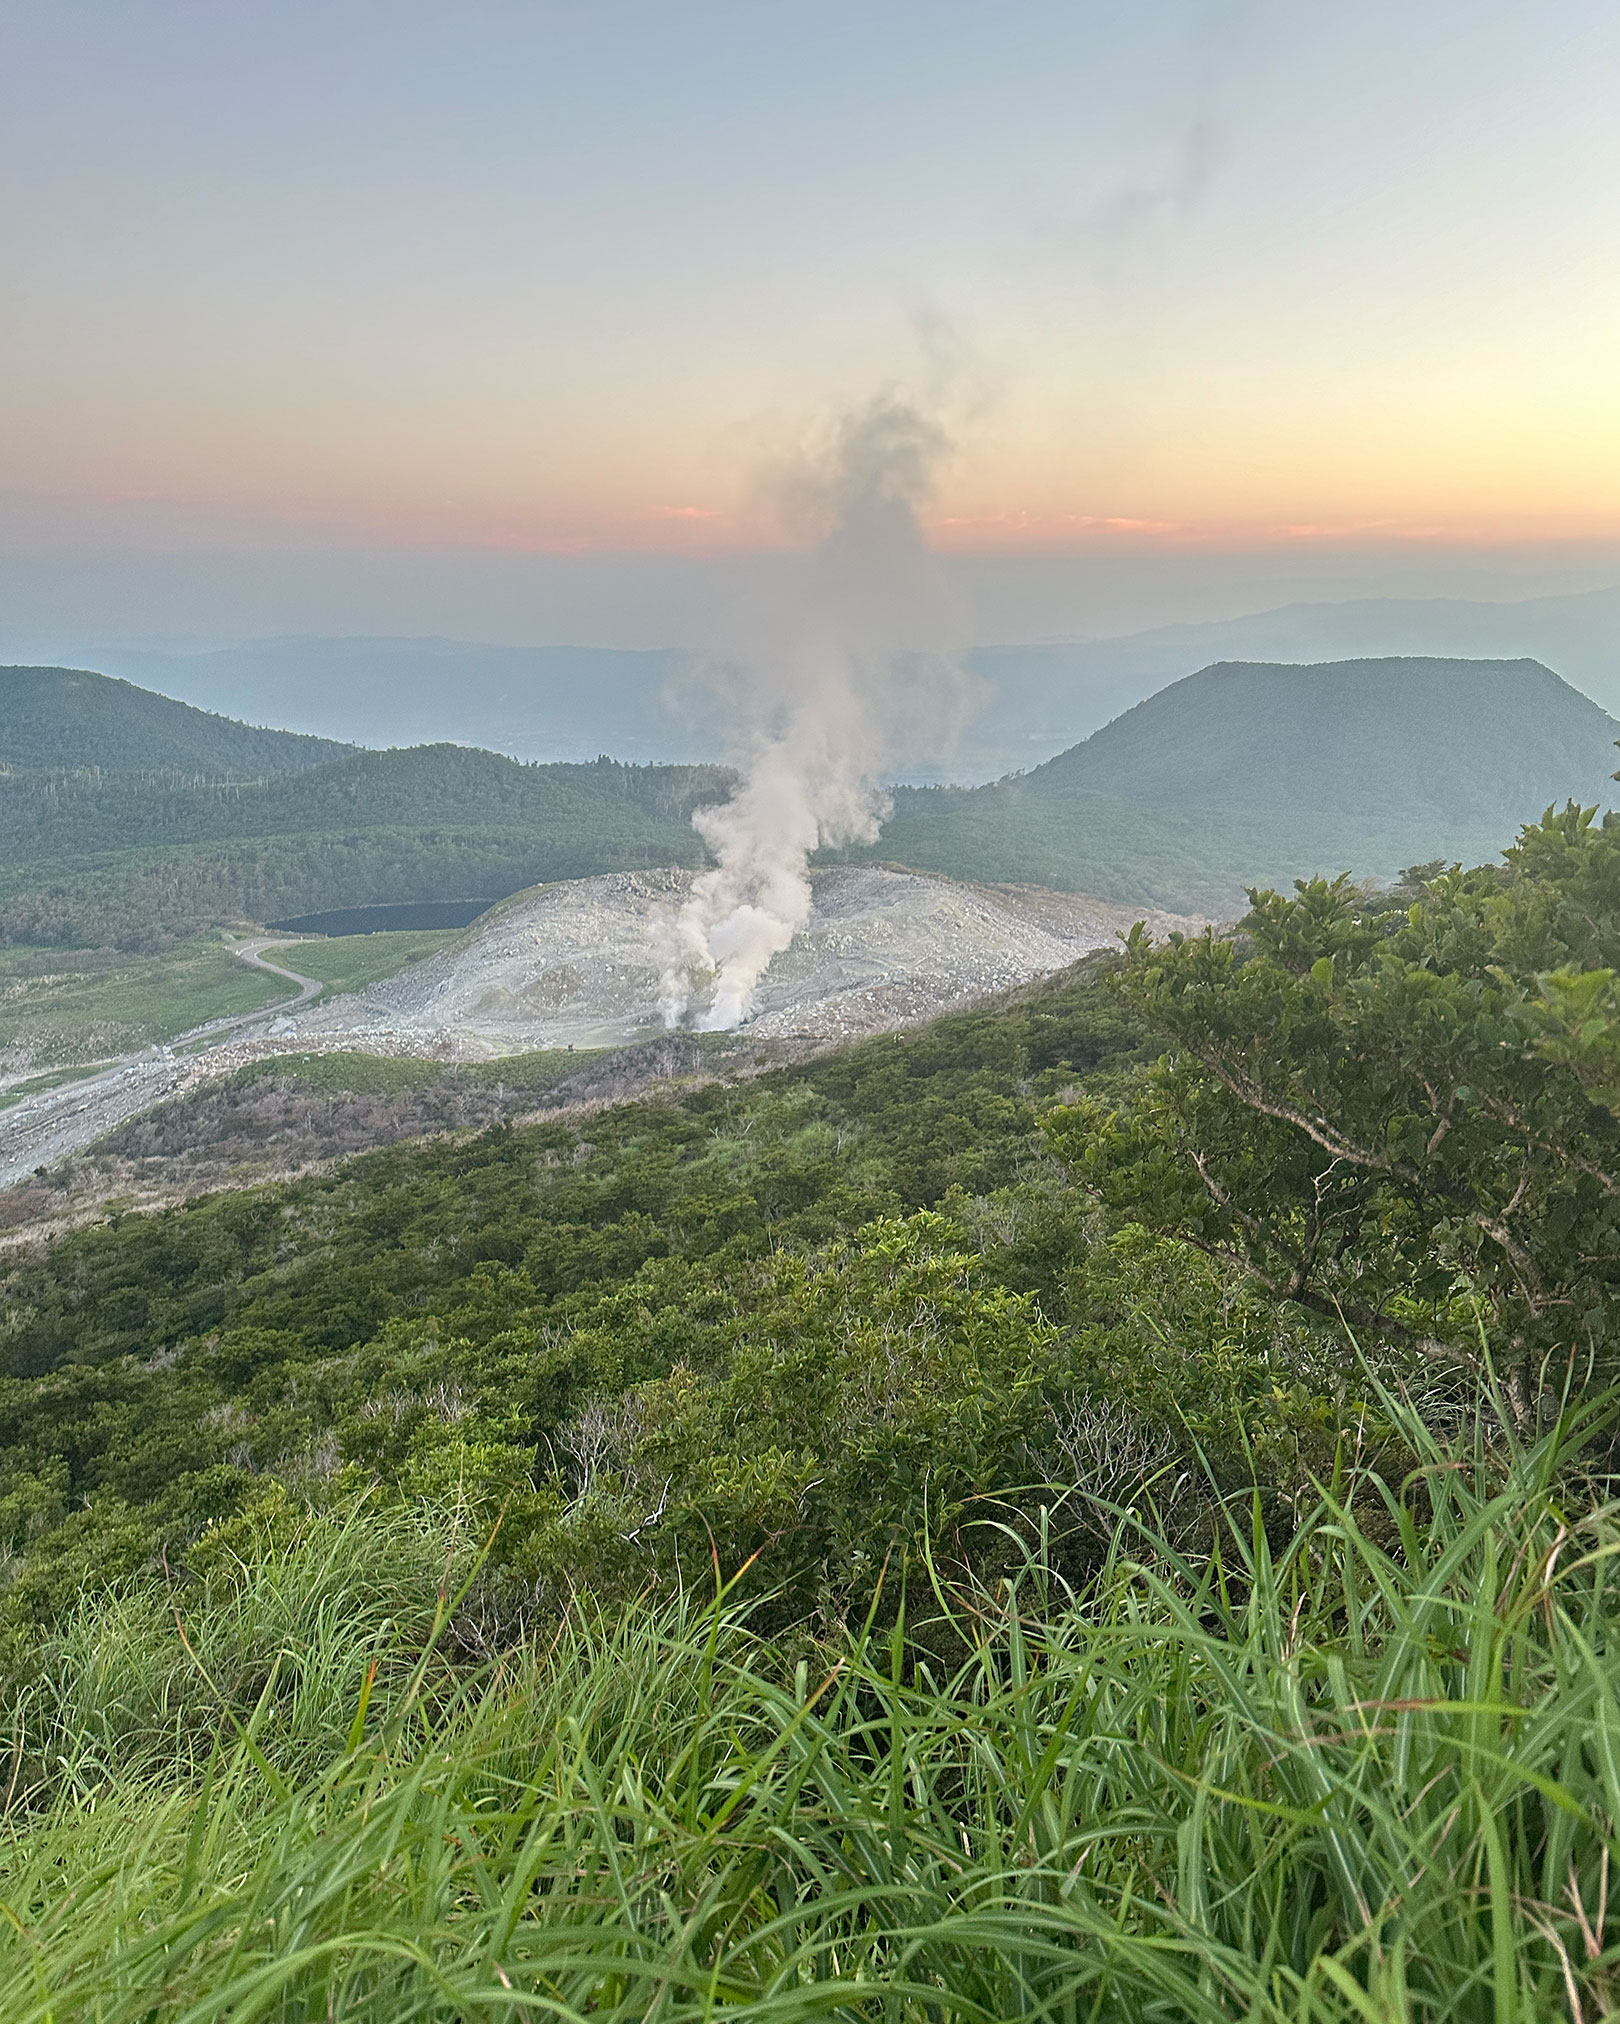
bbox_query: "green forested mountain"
[0,740,730,858]
[1030,654,1620,816]
[862,656,1620,910]
[0,744,733,947]
[0,665,352,775]
[7,654,1619,947]
[0,673,732,950]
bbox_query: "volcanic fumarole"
[657,393,984,1031]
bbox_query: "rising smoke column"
[659,395,983,1032]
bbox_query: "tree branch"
[1184,1044,1426,1187]
[1169,1227,1470,1365]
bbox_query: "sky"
[3,0,1619,649]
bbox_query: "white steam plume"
[659,394,984,1032]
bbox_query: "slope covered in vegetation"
[0,746,734,947]
[862,656,1620,910]
[0,665,352,774]
[3,785,1620,2016]
[10,656,1618,944]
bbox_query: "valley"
[0,650,1604,1193]
[3,653,1614,955]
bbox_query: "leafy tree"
[1049,798,1620,1420]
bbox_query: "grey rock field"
[292,865,1201,1056]
[0,865,1202,1189]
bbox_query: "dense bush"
[1056,803,1620,1422]
[0,962,1190,1644]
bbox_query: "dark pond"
[266,900,499,937]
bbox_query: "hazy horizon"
[7,543,1620,669]
[14,575,1620,787]
[5,0,1619,659]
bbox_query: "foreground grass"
[2,1398,1617,2022]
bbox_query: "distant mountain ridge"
[66,579,1620,777]
[987,583,1620,739]
[859,657,1620,912]
[1027,657,1620,819]
[0,665,352,775]
[1,654,1616,944]
[98,638,691,766]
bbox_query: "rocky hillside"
[292,866,1201,1054]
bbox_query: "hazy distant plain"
[56,581,1620,782]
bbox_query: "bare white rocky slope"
[289,865,1201,1056]
[0,866,1202,1188]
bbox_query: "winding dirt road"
[0,939,326,1188]
[225,938,326,1012]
